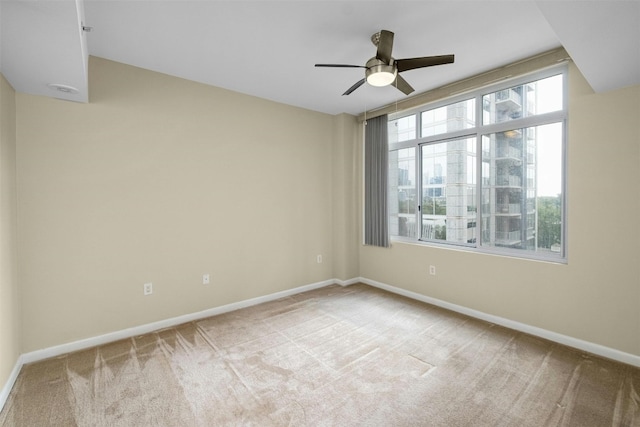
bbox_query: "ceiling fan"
[315,30,454,96]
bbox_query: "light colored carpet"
[1,283,639,426]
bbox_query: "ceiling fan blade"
[315,64,366,68]
[376,30,394,64]
[393,74,414,95]
[396,54,455,72]
[342,78,366,96]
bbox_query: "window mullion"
[416,113,423,239]
[480,110,565,136]
[476,93,484,248]
[416,142,422,239]
[418,128,476,145]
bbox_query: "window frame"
[388,65,568,263]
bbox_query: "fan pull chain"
[364,101,367,126]
[395,78,399,115]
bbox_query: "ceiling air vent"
[47,84,79,95]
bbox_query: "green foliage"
[537,196,561,249]
[398,199,416,214]
[423,198,447,215]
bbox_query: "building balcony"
[495,175,522,186]
[497,203,521,214]
[495,230,522,245]
[495,146,522,159]
[495,89,522,114]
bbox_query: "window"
[388,68,566,261]
[389,148,416,238]
[420,137,476,243]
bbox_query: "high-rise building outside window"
[388,68,566,261]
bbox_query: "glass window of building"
[388,67,566,261]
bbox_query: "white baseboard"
[0,355,24,415]
[356,276,640,368]
[334,277,361,286]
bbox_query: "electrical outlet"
[429,265,436,276]
[203,274,210,285]
[316,254,322,264]
[143,282,153,295]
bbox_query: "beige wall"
[0,74,19,387]
[331,113,360,281]
[16,57,357,352]
[359,62,640,357]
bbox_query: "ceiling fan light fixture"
[366,68,396,87]
[365,60,397,87]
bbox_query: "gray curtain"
[364,114,389,247]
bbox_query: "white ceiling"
[1,1,639,116]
